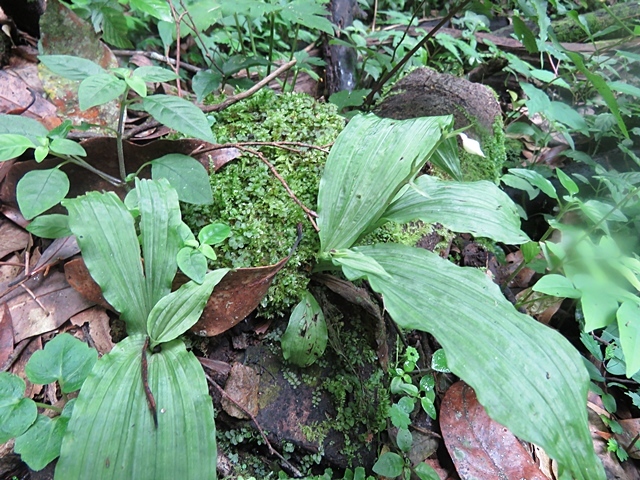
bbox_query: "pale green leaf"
[581,290,618,331]
[372,452,404,477]
[136,178,182,309]
[532,274,581,299]
[55,335,217,480]
[281,292,327,367]
[38,55,106,81]
[14,401,74,471]
[78,74,126,110]
[176,247,207,284]
[198,223,230,245]
[0,373,37,443]
[17,169,69,220]
[617,300,640,377]
[0,134,35,161]
[317,113,452,251]
[26,214,71,239]
[150,154,213,204]
[509,168,558,199]
[49,138,87,157]
[430,135,463,180]
[348,244,605,480]
[25,334,97,393]
[125,75,148,97]
[63,192,148,334]
[148,269,228,345]
[0,116,47,143]
[133,66,179,83]
[379,175,529,244]
[129,0,172,21]
[142,95,216,143]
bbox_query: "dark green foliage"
[181,90,345,316]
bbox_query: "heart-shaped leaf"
[17,168,70,220]
[0,373,37,443]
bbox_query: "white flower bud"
[458,132,486,158]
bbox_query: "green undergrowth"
[181,90,345,317]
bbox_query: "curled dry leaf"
[440,381,549,480]
[221,362,260,419]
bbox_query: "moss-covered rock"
[181,90,345,317]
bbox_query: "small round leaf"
[198,223,230,245]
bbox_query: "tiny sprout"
[458,132,486,158]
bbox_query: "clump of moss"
[181,89,345,317]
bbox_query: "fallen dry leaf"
[64,258,113,311]
[0,218,29,259]
[192,256,290,337]
[222,362,260,419]
[8,270,95,342]
[440,381,549,480]
[69,306,114,355]
[10,336,43,399]
[0,303,14,367]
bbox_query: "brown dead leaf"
[0,303,14,367]
[221,362,260,419]
[8,270,95,342]
[192,256,290,337]
[440,381,549,480]
[515,287,562,325]
[64,258,112,311]
[0,218,29,259]
[69,306,114,355]
[0,68,58,128]
[616,418,640,460]
[35,236,80,271]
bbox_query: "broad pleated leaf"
[379,175,529,244]
[63,192,148,333]
[347,244,604,480]
[317,114,452,251]
[55,335,217,480]
[136,178,182,309]
[148,269,229,346]
[429,135,463,180]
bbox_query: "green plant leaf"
[281,291,327,367]
[133,66,179,83]
[532,274,581,299]
[431,349,450,373]
[396,428,412,452]
[142,95,216,143]
[372,452,404,477]
[617,300,640,377]
[125,74,148,97]
[0,116,48,143]
[176,247,207,284]
[25,333,97,393]
[414,462,440,480]
[199,244,217,261]
[150,154,213,204]
[565,51,628,138]
[581,290,618,331]
[0,134,35,161]
[55,335,217,480]
[348,244,605,480]
[379,175,529,244]
[63,191,149,334]
[129,0,172,21]
[147,268,228,346]
[198,223,230,245]
[430,135,463,180]
[280,0,334,34]
[38,55,106,80]
[509,168,558,199]
[78,74,127,110]
[14,400,75,471]
[317,113,451,251]
[17,169,70,220]
[49,138,87,157]
[192,70,222,103]
[329,248,391,281]
[0,373,37,443]
[512,15,538,53]
[136,178,182,309]
[26,214,72,239]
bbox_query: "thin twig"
[0,337,33,373]
[113,50,201,73]
[204,372,304,478]
[201,141,332,155]
[237,145,320,231]
[203,59,297,113]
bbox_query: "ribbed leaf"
[63,193,148,333]
[55,335,217,480]
[136,178,182,310]
[317,114,452,251]
[148,269,229,346]
[379,175,529,244]
[347,244,604,480]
